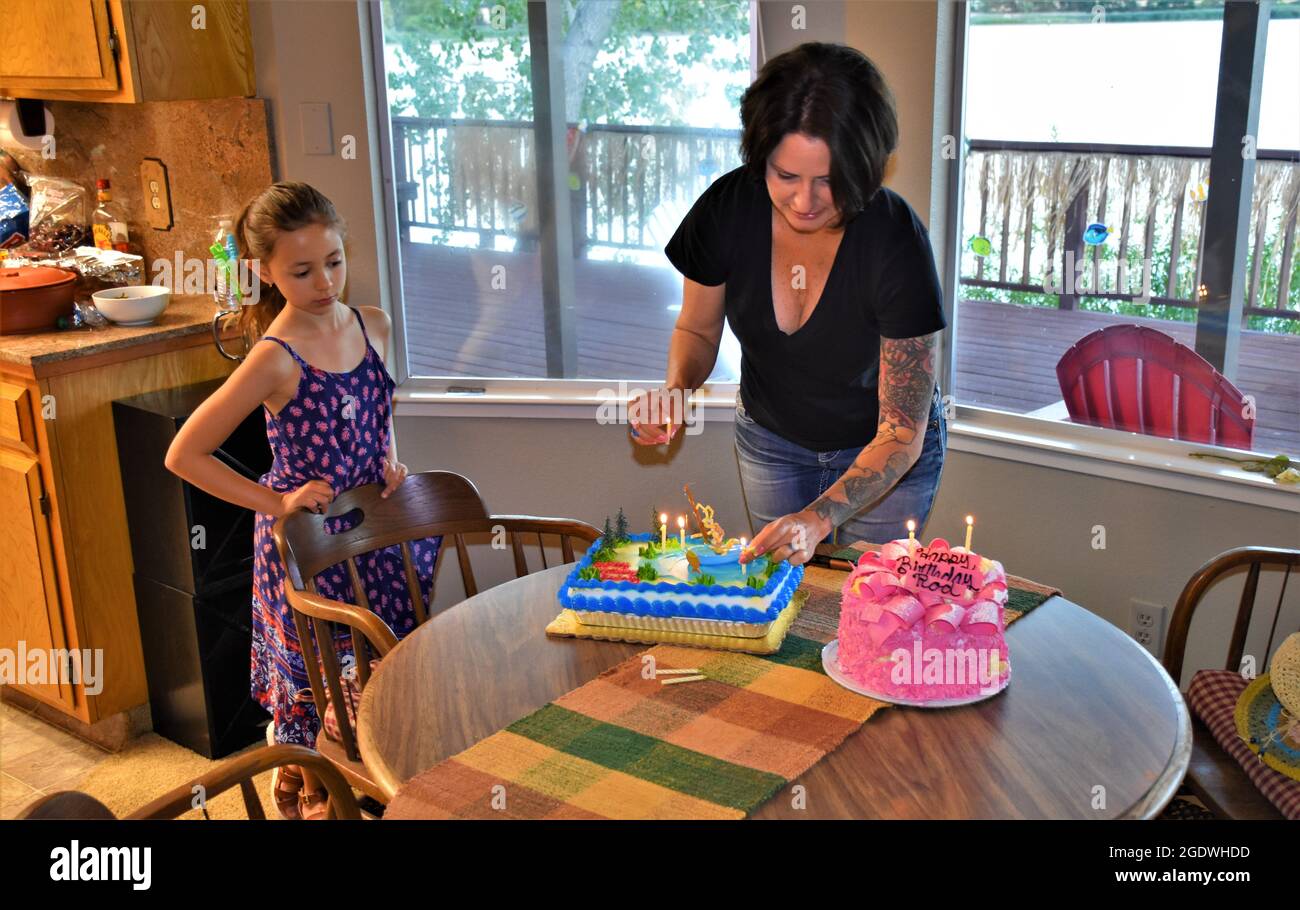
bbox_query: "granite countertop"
[0,295,229,369]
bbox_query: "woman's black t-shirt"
[663,166,947,451]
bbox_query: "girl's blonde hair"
[235,182,347,346]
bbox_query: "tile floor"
[0,700,113,819]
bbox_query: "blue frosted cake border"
[557,532,804,623]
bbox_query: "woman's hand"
[279,479,335,517]
[381,457,408,498]
[627,387,687,446]
[742,510,833,567]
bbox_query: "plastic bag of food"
[25,175,89,254]
[0,182,29,248]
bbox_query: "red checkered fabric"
[1186,669,1300,819]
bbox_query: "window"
[955,1,1300,457]
[374,0,751,384]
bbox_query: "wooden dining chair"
[17,744,360,820]
[1162,546,1300,819]
[273,469,600,805]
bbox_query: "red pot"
[0,265,77,335]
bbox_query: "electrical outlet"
[140,158,172,231]
[1129,600,1168,656]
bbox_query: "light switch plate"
[140,158,173,231]
[300,102,333,155]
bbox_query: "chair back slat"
[399,540,429,625]
[346,556,371,613]
[561,535,575,563]
[351,627,372,688]
[454,533,478,597]
[239,779,265,820]
[1164,546,1300,684]
[538,531,549,569]
[290,585,331,734]
[510,531,528,578]
[313,614,361,759]
[1227,562,1262,674]
[1264,565,1291,667]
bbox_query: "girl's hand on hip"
[627,388,686,446]
[279,479,335,517]
[744,510,833,567]
[381,458,408,498]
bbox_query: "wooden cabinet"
[0,428,74,710]
[0,0,254,103]
[0,312,235,731]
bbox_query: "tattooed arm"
[808,332,939,528]
[744,331,940,565]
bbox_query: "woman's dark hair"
[235,181,346,346]
[739,42,898,229]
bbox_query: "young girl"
[165,182,440,819]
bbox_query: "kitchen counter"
[0,291,238,735]
[0,295,236,377]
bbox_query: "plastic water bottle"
[212,218,240,312]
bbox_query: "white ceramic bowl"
[92,285,170,326]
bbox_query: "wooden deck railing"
[391,116,742,254]
[962,139,1300,322]
[390,123,1300,325]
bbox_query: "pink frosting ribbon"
[844,539,1007,647]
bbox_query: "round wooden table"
[358,563,1191,819]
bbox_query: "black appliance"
[113,378,272,758]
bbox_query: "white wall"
[247,0,384,311]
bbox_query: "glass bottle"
[92,178,130,252]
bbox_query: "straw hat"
[1235,632,1300,781]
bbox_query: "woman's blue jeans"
[733,386,948,548]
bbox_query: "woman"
[629,42,948,566]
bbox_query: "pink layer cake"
[835,537,1010,703]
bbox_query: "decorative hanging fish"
[969,235,992,257]
[1083,223,1111,245]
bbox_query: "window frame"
[367,0,754,392]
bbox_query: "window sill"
[395,380,740,421]
[950,405,1300,513]
[394,383,1299,513]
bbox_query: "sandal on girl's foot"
[298,787,331,821]
[271,765,304,820]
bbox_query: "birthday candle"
[964,515,974,551]
[740,537,748,575]
[678,515,686,548]
[907,519,916,559]
[660,512,667,548]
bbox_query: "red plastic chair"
[1055,325,1255,448]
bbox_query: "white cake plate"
[821,639,1009,708]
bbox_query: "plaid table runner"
[385,556,1059,820]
